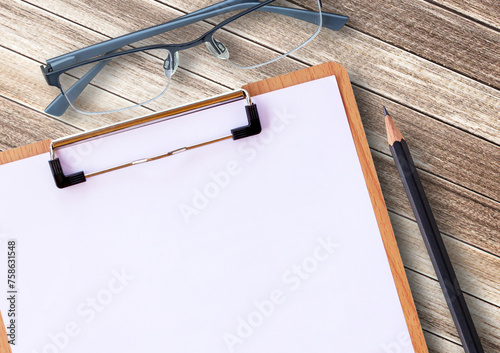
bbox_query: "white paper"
[0,77,414,353]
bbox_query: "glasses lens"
[209,0,321,68]
[58,49,173,114]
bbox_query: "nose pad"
[163,51,179,78]
[205,39,230,60]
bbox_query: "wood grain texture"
[3,37,497,202]
[0,97,79,151]
[0,0,230,129]
[406,270,500,351]
[0,45,146,131]
[0,140,50,165]
[391,212,500,307]
[353,85,500,201]
[430,0,500,29]
[385,114,404,144]
[296,28,500,145]
[0,0,498,351]
[159,0,500,143]
[324,0,500,88]
[424,330,463,353]
[375,150,500,255]
[6,0,498,143]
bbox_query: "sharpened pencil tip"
[385,112,404,145]
[383,106,389,117]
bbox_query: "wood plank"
[158,0,500,143]
[0,1,230,130]
[14,0,500,143]
[298,27,499,144]
[324,0,500,88]
[0,97,79,151]
[406,270,500,351]
[391,212,500,307]
[0,45,227,131]
[353,85,500,201]
[424,330,463,353]
[374,150,500,256]
[430,0,500,29]
[12,0,302,83]
[0,46,148,130]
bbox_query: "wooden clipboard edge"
[0,139,51,165]
[0,62,427,353]
[243,62,428,353]
[0,314,11,353]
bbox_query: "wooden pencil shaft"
[390,139,484,353]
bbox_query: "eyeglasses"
[41,0,348,116]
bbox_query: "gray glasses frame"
[41,0,348,116]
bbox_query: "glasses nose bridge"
[163,50,180,77]
[161,33,220,77]
[204,37,230,60]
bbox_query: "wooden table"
[0,1,498,352]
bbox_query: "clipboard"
[0,62,428,353]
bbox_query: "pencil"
[384,107,484,353]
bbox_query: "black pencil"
[384,107,484,353]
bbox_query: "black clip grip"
[49,158,86,189]
[231,103,262,140]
